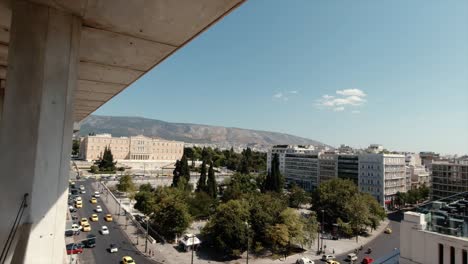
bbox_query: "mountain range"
[79,115,327,148]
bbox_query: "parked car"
[65,230,74,237]
[83,234,96,248]
[384,227,392,234]
[322,255,335,261]
[296,257,314,264]
[326,261,340,264]
[71,224,82,232]
[362,257,374,264]
[66,243,83,255]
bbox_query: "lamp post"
[321,210,325,253]
[245,221,250,264]
[145,217,149,253]
[191,235,195,264]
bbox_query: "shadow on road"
[387,211,404,222]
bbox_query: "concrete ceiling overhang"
[0,0,245,121]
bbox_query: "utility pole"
[191,235,195,264]
[321,209,325,253]
[145,218,149,253]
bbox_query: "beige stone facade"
[79,134,184,162]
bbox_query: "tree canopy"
[96,146,116,172]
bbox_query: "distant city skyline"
[94,0,468,155]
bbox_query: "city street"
[335,211,402,263]
[72,179,156,264]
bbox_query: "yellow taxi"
[75,200,82,208]
[80,218,89,226]
[90,197,97,204]
[82,223,91,232]
[327,261,340,264]
[104,214,113,222]
[122,256,135,264]
[90,214,99,222]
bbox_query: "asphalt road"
[71,179,155,264]
[335,211,403,263]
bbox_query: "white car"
[75,196,82,202]
[94,191,100,198]
[71,224,82,232]
[109,243,118,253]
[321,255,334,261]
[296,257,314,264]
[95,205,102,213]
[79,185,85,191]
[100,226,109,235]
[80,190,86,194]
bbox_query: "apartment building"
[267,145,319,191]
[337,154,359,185]
[359,153,406,207]
[79,134,184,162]
[431,160,468,200]
[318,153,338,183]
[405,153,431,190]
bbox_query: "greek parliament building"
[79,133,184,162]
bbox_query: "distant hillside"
[79,115,327,147]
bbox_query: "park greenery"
[90,146,117,173]
[184,146,267,173]
[127,151,387,259]
[394,184,430,208]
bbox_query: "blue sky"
[95,0,468,155]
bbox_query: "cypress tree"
[172,160,181,187]
[196,160,207,192]
[207,161,217,198]
[180,154,190,182]
[264,153,283,193]
[98,146,116,171]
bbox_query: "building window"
[450,246,455,264]
[439,244,444,264]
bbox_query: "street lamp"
[245,221,250,264]
[145,216,150,253]
[321,209,325,253]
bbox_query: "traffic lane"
[82,179,155,264]
[336,220,400,263]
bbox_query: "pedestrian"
[333,249,335,254]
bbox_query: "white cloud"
[316,89,367,112]
[273,92,283,99]
[273,90,299,102]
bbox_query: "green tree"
[72,139,80,156]
[418,184,430,200]
[150,187,192,240]
[249,192,287,246]
[139,183,154,193]
[288,184,309,208]
[222,173,259,202]
[395,191,407,208]
[279,208,305,247]
[202,200,250,257]
[97,146,116,172]
[180,154,190,182]
[302,212,319,249]
[134,190,155,215]
[266,224,289,254]
[344,194,370,241]
[312,178,359,225]
[117,174,136,194]
[187,191,215,220]
[264,153,284,193]
[172,160,181,187]
[206,161,217,198]
[362,193,386,231]
[196,160,207,192]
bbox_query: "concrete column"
[0,1,81,263]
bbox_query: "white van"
[347,253,358,261]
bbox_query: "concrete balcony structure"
[0,0,245,263]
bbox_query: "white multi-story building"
[405,153,430,190]
[358,153,406,207]
[400,193,468,264]
[267,145,319,191]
